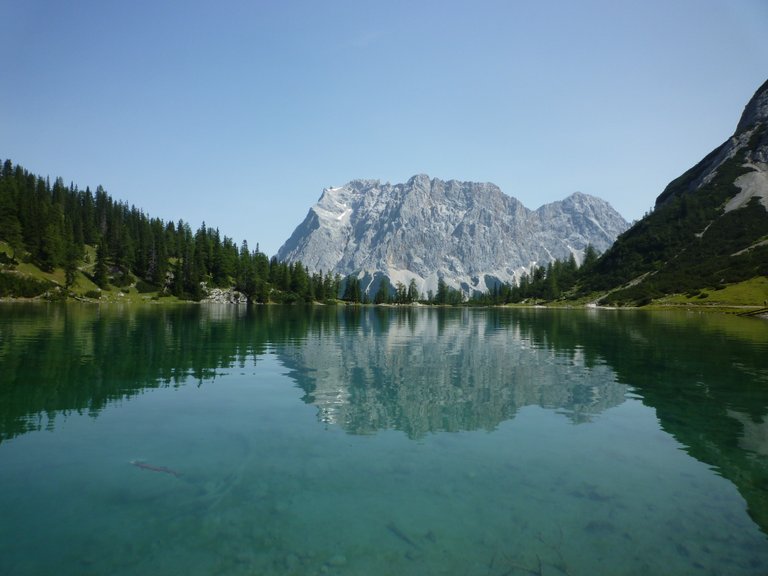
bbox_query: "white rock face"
[277,175,629,296]
[201,286,248,304]
[726,163,768,213]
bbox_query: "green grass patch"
[71,270,100,295]
[16,262,65,286]
[655,277,768,307]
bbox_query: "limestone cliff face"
[277,175,629,296]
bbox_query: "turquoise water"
[1,304,767,575]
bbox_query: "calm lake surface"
[1,303,767,576]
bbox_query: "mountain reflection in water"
[1,303,767,535]
[278,307,626,436]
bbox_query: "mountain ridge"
[278,174,629,296]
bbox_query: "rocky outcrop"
[201,286,248,304]
[737,79,768,134]
[278,176,629,296]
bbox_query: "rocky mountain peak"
[655,79,768,209]
[278,175,629,297]
[736,79,768,134]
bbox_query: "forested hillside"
[0,159,340,302]
[582,79,768,306]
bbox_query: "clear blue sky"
[2,1,766,257]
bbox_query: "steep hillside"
[587,79,768,305]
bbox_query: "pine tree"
[94,242,109,288]
[374,277,391,304]
[312,271,325,301]
[582,244,599,270]
[39,221,62,272]
[330,273,342,300]
[255,278,270,303]
[64,241,79,289]
[254,250,269,282]
[407,279,419,303]
[395,281,407,304]
[81,187,97,245]
[150,220,168,288]
[290,262,309,300]
[0,182,23,258]
[545,262,559,300]
[435,278,448,304]
[343,276,362,303]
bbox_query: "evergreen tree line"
[341,276,421,305]
[338,246,599,306]
[339,275,473,305]
[0,159,343,302]
[469,246,600,305]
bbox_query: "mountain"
[588,79,768,305]
[277,175,629,297]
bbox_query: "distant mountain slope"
[587,79,768,304]
[278,175,629,296]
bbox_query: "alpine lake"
[1,303,767,576]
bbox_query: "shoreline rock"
[201,287,248,304]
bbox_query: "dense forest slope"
[585,79,768,305]
[0,160,337,302]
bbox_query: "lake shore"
[2,293,768,320]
